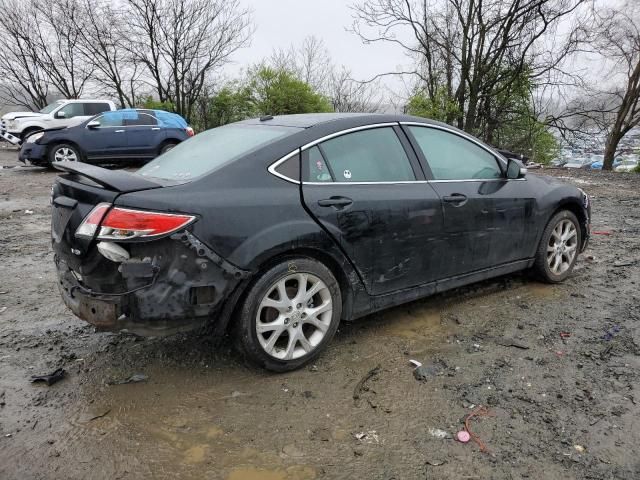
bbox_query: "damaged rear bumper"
[54,232,250,336]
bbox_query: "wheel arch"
[217,246,358,337]
[158,137,180,153]
[549,198,588,249]
[47,140,84,162]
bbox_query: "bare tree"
[126,0,252,120]
[591,2,640,170]
[31,0,93,98]
[0,0,51,109]
[350,0,589,142]
[75,0,145,108]
[329,67,383,112]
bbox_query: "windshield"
[39,101,65,114]
[137,124,300,181]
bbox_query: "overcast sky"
[231,0,408,89]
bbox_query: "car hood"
[2,111,43,121]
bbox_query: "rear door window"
[304,146,333,182]
[95,111,125,127]
[318,127,415,182]
[84,103,111,115]
[409,126,502,180]
[124,112,158,126]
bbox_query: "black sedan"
[51,113,590,371]
[20,109,193,167]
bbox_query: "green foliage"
[206,85,255,128]
[138,96,175,112]
[407,67,559,164]
[406,87,460,123]
[248,67,333,116]
[633,163,640,173]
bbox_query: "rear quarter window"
[84,103,111,115]
[137,124,300,181]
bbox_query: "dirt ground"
[0,147,639,480]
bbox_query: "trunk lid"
[51,162,163,270]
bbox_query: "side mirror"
[55,110,66,119]
[87,120,101,129]
[506,158,527,179]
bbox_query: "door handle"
[442,193,468,206]
[151,127,161,131]
[317,196,353,209]
[115,129,125,133]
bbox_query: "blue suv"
[19,109,194,167]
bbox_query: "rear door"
[124,111,165,157]
[404,124,535,277]
[300,125,444,296]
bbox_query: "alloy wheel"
[546,219,578,275]
[53,147,78,162]
[256,272,332,360]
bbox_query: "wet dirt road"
[1,148,639,479]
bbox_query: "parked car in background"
[1,99,116,141]
[50,113,590,371]
[19,109,194,167]
[614,159,639,172]
[590,158,622,170]
[550,158,568,167]
[564,157,593,169]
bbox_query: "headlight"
[26,131,44,143]
[578,188,589,208]
[6,120,16,130]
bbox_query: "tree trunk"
[602,133,621,171]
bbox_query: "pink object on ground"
[456,430,471,443]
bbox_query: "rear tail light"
[186,126,195,137]
[76,203,196,240]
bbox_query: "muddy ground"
[0,147,639,480]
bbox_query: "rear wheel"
[533,210,581,283]
[234,257,342,372]
[49,143,82,165]
[159,141,178,155]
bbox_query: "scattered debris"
[428,428,450,439]
[353,364,381,407]
[425,459,447,467]
[354,430,380,444]
[592,230,612,236]
[30,368,65,386]
[613,260,636,267]
[88,409,111,421]
[574,445,586,453]
[24,209,34,215]
[456,430,471,443]
[463,406,494,453]
[107,373,148,385]
[601,326,621,341]
[495,337,530,350]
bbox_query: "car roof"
[238,112,442,129]
[63,99,115,103]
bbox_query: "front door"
[81,111,129,159]
[301,126,444,295]
[404,125,533,278]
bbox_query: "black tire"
[159,141,178,155]
[533,210,582,283]
[48,143,82,166]
[234,257,342,372]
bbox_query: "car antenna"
[260,115,274,122]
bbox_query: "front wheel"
[533,210,582,283]
[49,143,82,165]
[234,257,342,372]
